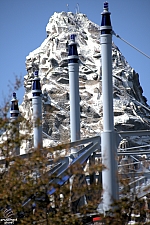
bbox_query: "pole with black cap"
[32,69,42,149]
[68,34,80,155]
[10,92,20,155]
[100,2,119,212]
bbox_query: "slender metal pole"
[68,34,80,154]
[32,70,42,149]
[10,92,20,155]
[100,2,118,212]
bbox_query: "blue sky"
[1,0,150,106]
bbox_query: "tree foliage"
[0,83,150,224]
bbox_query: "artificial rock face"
[20,12,150,149]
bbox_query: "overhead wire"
[111,31,150,113]
[113,31,150,60]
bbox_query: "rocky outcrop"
[20,11,150,149]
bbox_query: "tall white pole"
[10,92,20,155]
[100,2,118,212]
[32,70,42,149]
[68,34,80,154]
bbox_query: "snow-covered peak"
[21,12,150,148]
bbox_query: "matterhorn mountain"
[20,11,150,152]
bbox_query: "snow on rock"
[21,11,150,149]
